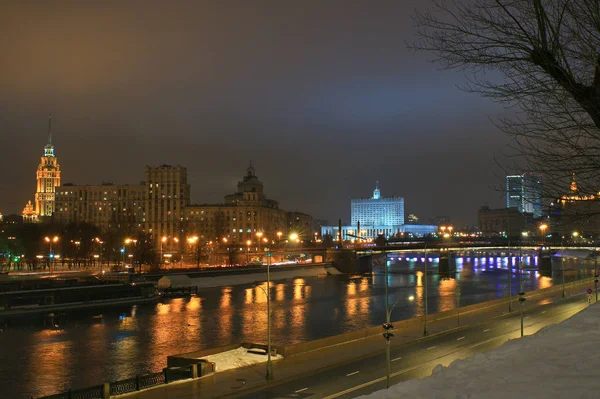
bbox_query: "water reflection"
[6,253,596,399]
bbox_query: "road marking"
[427,346,436,350]
[541,311,547,314]
[295,388,308,393]
[505,321,511,325]
[524,316,529,319]
[483,329,490,332]
[346,371,360,377]
[323,304,586,399]
[392,356,402,362]
[457,336,465,341]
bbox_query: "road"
[228,294,588,399]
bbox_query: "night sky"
[0,1,511,226]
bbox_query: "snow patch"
[359,304,600,399]
[200,346,282,373]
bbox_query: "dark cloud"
[0,0,509,226]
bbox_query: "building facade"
[145,165,191,242]
[54,183,146,231]
[506,173,543,218]
[23,117,61,221]
[550,174,600,235]
[184,165,308,244]
[478,206,534,237]
[351,183,404,226]
[322,183,436,241]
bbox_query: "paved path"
[124,283,592,399]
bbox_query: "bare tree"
[411,0,600,202]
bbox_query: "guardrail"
[36,362,214,399]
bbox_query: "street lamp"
[160,236,167,267]
[187,236,199,267]
[383,286,414,389]
[539,224,548,246]
[94,237,104,273]
[423,243,429,336]
[560,235,566,298]
[256,232,264,254]
[246,239,252,264]
[254,252,273,380]
[594,236,599,303]
[124,238,138,273]
[44,236,59,272]
[518,257,526,337]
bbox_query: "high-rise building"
[506,173,543,218]
[351,182,404,226]
[145,165,190,242]
[506,175,523,212]
[54,183,146,231]
[523,172,543,218]
[35,117,61,217]
[22,117,61,222]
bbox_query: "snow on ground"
[200,347,283,373]
[360,304,600,399]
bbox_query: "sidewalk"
[124,280,591,399]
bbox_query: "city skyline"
[0,1,512,226]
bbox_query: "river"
[2,252,594,399]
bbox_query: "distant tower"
[34,115,61,217]
[373,181,381,200]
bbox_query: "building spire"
[373,181,381,199]
[247,161,255,177]
[44,115,55,157]
[48,114,52,145]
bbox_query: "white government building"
[321,183,437,241]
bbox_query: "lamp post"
[160,236,167,267]
[94,237,104,273]
[256,232,263,254]
[383,287,414,389]
[44,236,59,272]
[595,236,599,303]
[254,252,273,380]
[518,255,526,337]
[423,242,429,337]
[246,240,252,264]
[539,224,548,246]
[124,238,138,273]
[561,235,566,298]
[187,236,199,267]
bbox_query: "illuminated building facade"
[351,183,404,226]
[184,165,309,243]
[22,201,38,223]
[54,183,146,231]
[145,165,190,243]
[506,173,543,218]
[23,117,61,221]
[551,173,600,235]
[322,183,436,240]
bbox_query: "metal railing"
[37,365,203,399]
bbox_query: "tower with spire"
[373,181,381,199]
[33,115,61,217]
